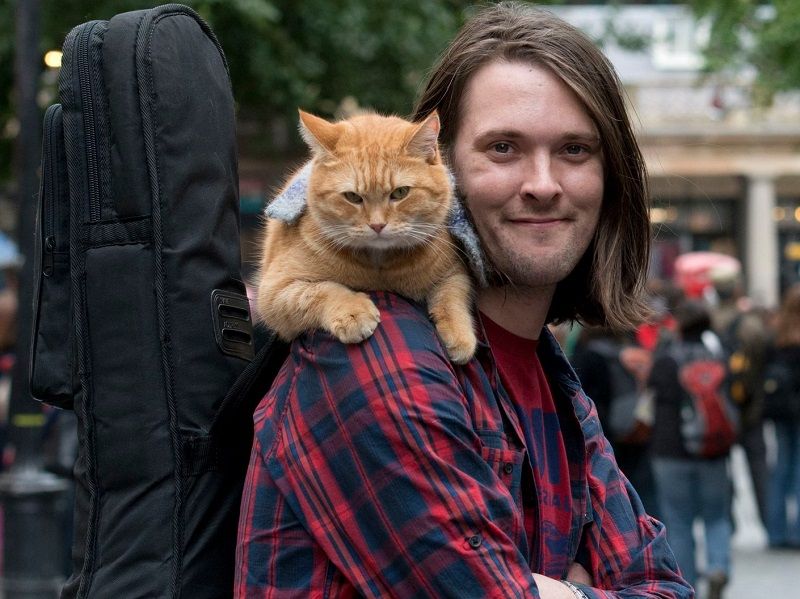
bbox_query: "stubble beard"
[481,227,589,293]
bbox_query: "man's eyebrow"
[562,131,601,143]
[473,129,600,143]
[474,129,525,141]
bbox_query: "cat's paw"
[326,293,381,344]
[436,319,477,364]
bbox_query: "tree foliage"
[198,0,472,155]
[688,0,800,104]
[0,0,476,181]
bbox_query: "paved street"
[714,446,800,599]
[726,545,798,599]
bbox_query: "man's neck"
[477,285,555,340]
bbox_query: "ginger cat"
[254,110,477,363]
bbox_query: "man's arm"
[261,294,541,598]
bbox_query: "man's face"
[452,60,604,292]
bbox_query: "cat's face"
[300,111,452,251]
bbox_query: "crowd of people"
[566,271,800,599]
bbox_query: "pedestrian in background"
[0,232,20,472]
[762,283,800,549]
[649,299,735,599]
[709,267,770,528]
[572,326,659,518]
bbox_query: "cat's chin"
[345,237,419,253]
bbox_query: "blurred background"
[2,0,800,295]
[1,1,800,598]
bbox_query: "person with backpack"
[762,283,800,549]
[709,265,770,527]
[572,326,659,518]
[648,299,737,599]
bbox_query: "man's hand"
[531,562,592,598]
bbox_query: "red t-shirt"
[481,313,573,566]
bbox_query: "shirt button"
[468,534,482,548]
[503,462,514,474]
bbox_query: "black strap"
[181,333,290,476]
[80,217,152,246]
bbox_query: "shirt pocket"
[477,433,527,550]
[478,431,526,510]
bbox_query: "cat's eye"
[343,191,364,204]
[390,186,410,201]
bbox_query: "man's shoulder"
[368,289,439,331]
[296,290,446,361]
[259,291,458,417]
[253,291,470,460]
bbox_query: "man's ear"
[407,111,440,164]
[298,109,340,155]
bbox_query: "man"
[236,3,691,597]
[648,299,735,599]
[708,267,769,527]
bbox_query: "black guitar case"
[29,5,287,596]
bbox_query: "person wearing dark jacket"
[763,284,800,549]
[710,269,770,528]
[572,327,659,518]
[648,299,734,599]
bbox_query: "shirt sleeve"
[571,398,693,599]
[260,297,540,598]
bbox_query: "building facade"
[554,3,800,308]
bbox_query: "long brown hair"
[775,284,800,347]
[412,1,651,330]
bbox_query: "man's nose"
[520,155,561,203]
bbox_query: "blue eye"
[565,144,586,155]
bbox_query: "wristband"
[561,580,589,599]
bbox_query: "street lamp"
[43,50,62,69]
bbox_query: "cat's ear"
[407,111,441,164]
[298,110,340,155]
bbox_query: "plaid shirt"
[236,292,691,598]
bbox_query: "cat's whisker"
[309,229,352,254]
[411,231,473,263]
[400,233,454,262]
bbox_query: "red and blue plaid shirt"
[235,292,691,598]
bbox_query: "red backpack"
[677,349,739,458]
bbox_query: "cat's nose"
[369,223,386,234]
